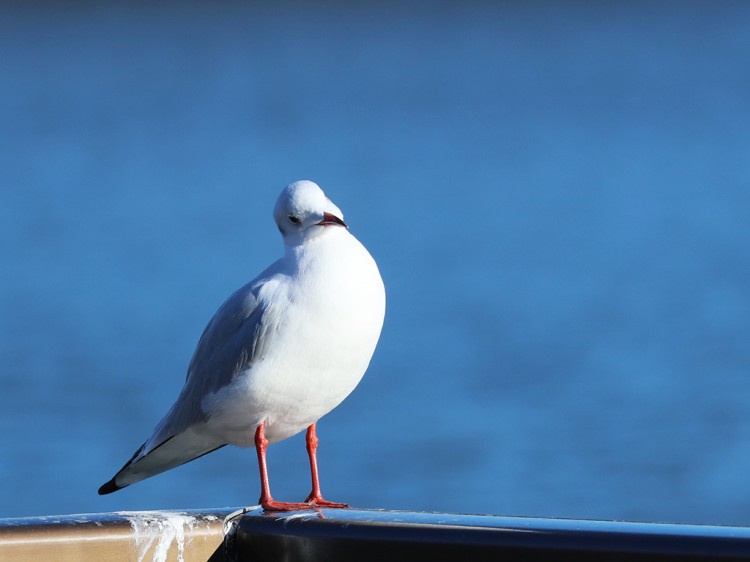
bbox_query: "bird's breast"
[225,232,385,443]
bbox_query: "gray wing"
[151,278,276,443]
[98,277,279,494]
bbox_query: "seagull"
[98,180,386,511]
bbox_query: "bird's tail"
[98,428,226,494]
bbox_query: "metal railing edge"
[3,507,750,561]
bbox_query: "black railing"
[231,508,750,562]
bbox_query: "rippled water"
[2,2,750,525]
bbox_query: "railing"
[2,507,750,561]
[0,509,231,561]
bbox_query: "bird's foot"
[260,499,315,512]
[304,493,349,508]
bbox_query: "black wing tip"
[98,479,124,495]
[98,441,147,496]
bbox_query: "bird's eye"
[288,215,301,225]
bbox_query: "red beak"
[318,212,348,228]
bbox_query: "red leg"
[304,423,348,508]
[255,422,311,512]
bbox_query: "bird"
[98,180,386,511]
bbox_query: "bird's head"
[274,180,348,245]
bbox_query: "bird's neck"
[284,228,348,261]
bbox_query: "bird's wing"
[99,274,282,494]
[162,279,273,436]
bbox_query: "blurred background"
[2,1,750,525]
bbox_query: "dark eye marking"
[288,215,301,224]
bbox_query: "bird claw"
[260,499,315,512]
[304,494,349,508]
[260,497,348,511]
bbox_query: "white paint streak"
[117,511,202,562]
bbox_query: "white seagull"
[99,180,386,511]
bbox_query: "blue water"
[2,2,750,525]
